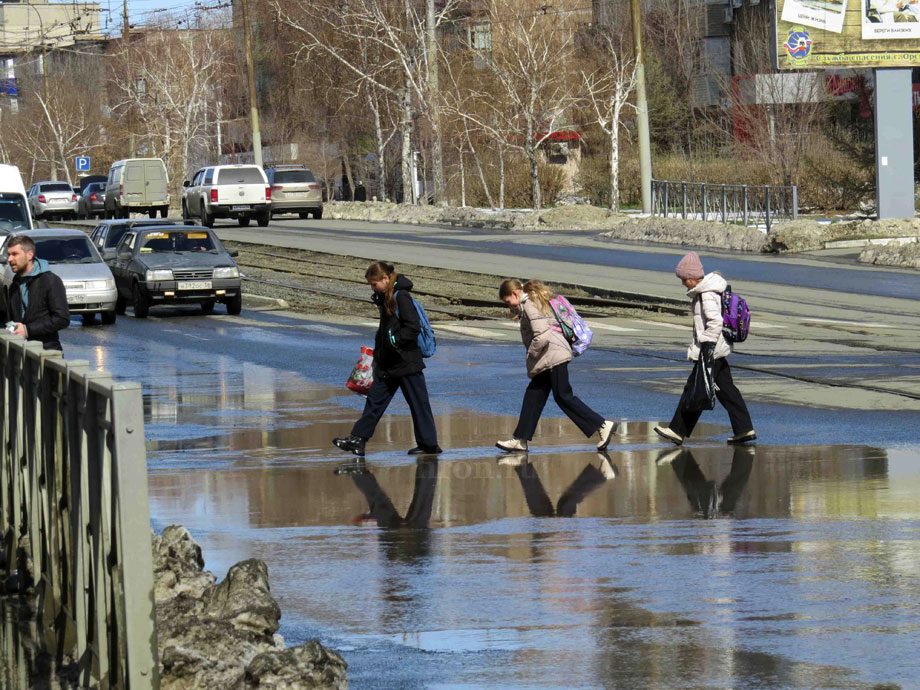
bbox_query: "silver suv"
[27,182,79,220]
[265,165,323,219]
[182,165,270,228]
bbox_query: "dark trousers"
[514,363,604,441]
[670,358,753,438]
[352,372,438,447]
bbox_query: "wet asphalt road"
[61,306,920,689]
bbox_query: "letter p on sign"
[75,156,90,172]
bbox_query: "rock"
[203,559,281,637]
[152,525,216,601]
[859,238,920,268]
[766,220,828,252]
[245,640,349,689]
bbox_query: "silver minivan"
[104,158,170,220]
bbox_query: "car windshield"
[40,183,74,193]
[33,236,99,264]
[139,231,217,254]
[217,168,264,185]
[0,194,31,231]
[85,183,103,194]
[273,170,315,184]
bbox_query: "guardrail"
[0,334,159,688]
[651,179,798,231]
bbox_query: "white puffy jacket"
[686,272,731,361]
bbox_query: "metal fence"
[0,334,159,688]
[651,180,798,231]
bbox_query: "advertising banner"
[775,0,920,68]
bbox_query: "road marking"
[631,319,692,331]
[802,318,889,328]
[751,322,789,330]
[435,324,510,339]
[587,321,639,333]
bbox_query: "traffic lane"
[60,307,920,455]
[222,217,920,302]
[216,223,920,325]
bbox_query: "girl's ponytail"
[365,261,398,315]
[522,280,554,314]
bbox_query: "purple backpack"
[721,285,750,343]
[549,295,594,356]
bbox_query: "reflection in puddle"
[143,366,920,689]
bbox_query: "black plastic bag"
[681,352,715,413]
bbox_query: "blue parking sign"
[75,156,90,172]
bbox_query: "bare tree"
[463,0,581,209]
[581,32,638,212]
[111,24,231,198]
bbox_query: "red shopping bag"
[346,346,374,395]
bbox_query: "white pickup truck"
[181,165,271,228]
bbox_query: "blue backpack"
[395,292,437,358]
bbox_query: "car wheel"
[313,209,323,220]
[115,292,127,314]
[256,210,270,227]
[133,282,150,319]
[160,207,169,218]
[226,292,242,315]
[238,217,250,227]
[101,310,116,325]
[182,202,190,220]
[148,210,157,219]
[299,212,310,219]
[201,208,214,228]
[81,313,96,326]
[201,300,215,313]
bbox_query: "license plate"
[231,205,249,211]
[177,280,212,290]
[67,294,86,304]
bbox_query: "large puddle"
[143,364,920,689]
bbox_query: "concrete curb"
[825,236,919,249]
[242,293,290,309]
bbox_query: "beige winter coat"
[519,296,573,377]
[686,272,732,361]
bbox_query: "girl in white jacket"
[654,252,756,446]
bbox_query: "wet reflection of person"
[349,458,440,529]
[510,453,618,517]
[666,447,754,519]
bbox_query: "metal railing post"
[701,184,707,222]
[791,185,799,220]
[722,185,727,224]
[681,182,687,219]
[765,186,772,233]
[663,182,669,218]
[743,186,748,226]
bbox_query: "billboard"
[775,0,920,69]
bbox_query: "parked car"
[77,175,107,193]
[109,225,242,318]
[27,181,79,220]
[265,165,323,219]
[0,164,33,233]
[91,218,198,261]
[78,182,106,220]
[182,165,270,228]
[0,228,117,325]
[104,158,170,219]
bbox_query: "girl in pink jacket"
[496,279,617,453]
[654,252,756,446]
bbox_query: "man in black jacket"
[6,235,70,351]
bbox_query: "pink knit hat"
[675,252,704,280]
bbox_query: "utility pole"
[41,44,56,181]
[239,0,263,167]
[426,0,443,205]
[124,0,136,157]
[630,0,652,214]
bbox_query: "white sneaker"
[597,452,618,479]
[496,437,528,452]
[497,453,528,466]
[653,425,684,446]
[596,420,618,450]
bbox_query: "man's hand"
[12,323,26,338]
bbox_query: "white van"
[104,158,170,220]
[0,164,34,233]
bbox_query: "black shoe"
[407,445,443,455]
[333,435,366,456]
[334,459,368,475]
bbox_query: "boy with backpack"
[653,252,756,446]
